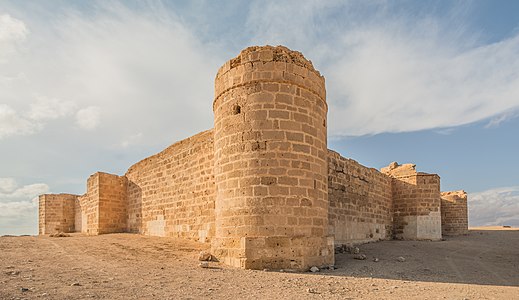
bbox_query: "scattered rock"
[21,287,29,292]
[397,256,406,262]
[353,254,367,260]
[49,232,70,238]
[6,270,20,276]
[309,266,320,272]
[335,244,360,254]
[6,266,14,269]
[198,251,213,261]
[373,257,379,262]
[306,288,318,294]
[71,282,81,286]
[199,262,209,268]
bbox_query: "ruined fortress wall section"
[441,190,468,236]
[125,130,215,243]
[74,196,85,233]
[213,46,333,270]
[96,173,128,234]
[38,194,77,235]
[327,151,393,244]
[392,174,442,240]
[75,173,101,235]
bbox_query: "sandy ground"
[1,228,518,300]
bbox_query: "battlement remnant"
[39,45,468,270]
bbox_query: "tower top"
[214,45,326,108]
[216,45,321,79]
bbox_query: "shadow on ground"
[327,229,519,287]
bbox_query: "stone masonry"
[441,191,469,236]
[38,45,468,270]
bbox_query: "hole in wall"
[232,105,241,115]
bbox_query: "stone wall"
[212,45,333,270]
[38,194,77,235]
[74,172,127,235]
[125,130,215,242]
[328,151,393,244]
[97,173,128,234]
[385,163,442,240]
[441,190,468,236]
[75,174,97,234]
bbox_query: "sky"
[1,0,518,235]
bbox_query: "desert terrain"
[1,227,518,299]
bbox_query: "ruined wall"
[385,163,442,240]
[97,173,128,234]
[75,174,97,234]
[328,151,393,244]
[74,172,127,235]
[38,194,77,235]
[212,45,333,270]
[441,190,468,236]
[125,130,215,242]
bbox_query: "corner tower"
[212,45,333,269]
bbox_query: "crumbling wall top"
[381,162,416,177]
[381,161,439,179]
[441,190,467,201]
[216,45,322,79]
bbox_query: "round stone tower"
[212,45,333,270]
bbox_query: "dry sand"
[1,227,518,299]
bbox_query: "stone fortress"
[38,45,468,270]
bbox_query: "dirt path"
[1,229,518,299]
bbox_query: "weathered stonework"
[212,45,332,269]
[38,45,468,270]
[441,190,469,236]
[328,151,393,244]
[39,194,77,235]
[382,163,442,240]
[74,172,127,235]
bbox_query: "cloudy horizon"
[1,1,518,235]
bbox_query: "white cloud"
[0,104,39,139]
[0,178,48,235]
[0,177,18,193]
[0,200,38,218]
[246,1,519,136]
[120,132,143,148]
[469,187,519,227]
[76,106,101,130]
[27,96,76,121]
[484,110,519,129]
[0,180,49,200]
[328,29,519,136]
[0,14,28,63]
[0,4,218,144]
